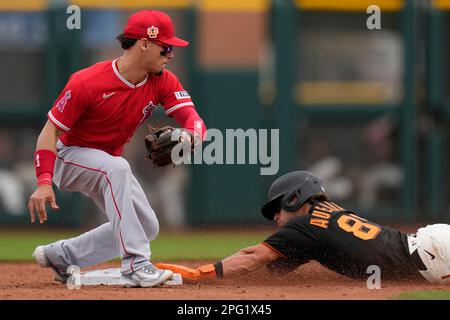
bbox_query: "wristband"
[37,172,53,186]
[34,149,56,185]
[214,261,224,279]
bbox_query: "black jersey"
[263,201,424,280]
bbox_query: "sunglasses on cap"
[152,40,173,56]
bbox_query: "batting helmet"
[261,171,327,220]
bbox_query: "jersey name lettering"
[309,201,344,229]
[310,218,329,228]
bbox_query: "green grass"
[392,291,450,300]
[0,230,270,261]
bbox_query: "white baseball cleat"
[32,245,68,283]
[120,264,174,288]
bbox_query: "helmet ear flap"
[281,188,303,212]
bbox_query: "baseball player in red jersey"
[28,10,206,287]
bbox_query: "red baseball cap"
[123,10,189,47]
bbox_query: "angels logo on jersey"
[138,101,157,127]
[56,90,71,113]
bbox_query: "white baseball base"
[66,267,182,288]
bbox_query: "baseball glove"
[144,126,193,167]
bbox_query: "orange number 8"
[337,215,381,240]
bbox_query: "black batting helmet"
[261,171,327,220]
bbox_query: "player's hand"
[28,185,60,224]
[155,263,217,281]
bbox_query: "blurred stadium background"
[0,0,449,233]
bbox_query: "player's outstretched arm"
[221,244,279,277]
[156,244,279,281]
[28,121,63,224]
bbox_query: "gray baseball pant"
[44,140,159,275]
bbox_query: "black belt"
[410,249,427,271]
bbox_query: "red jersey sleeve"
[47,74,90,131]
[158,70,195,116]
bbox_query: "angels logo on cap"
[147,26,159,39]
[122,10,189,47]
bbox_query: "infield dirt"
[1,260,448,300]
